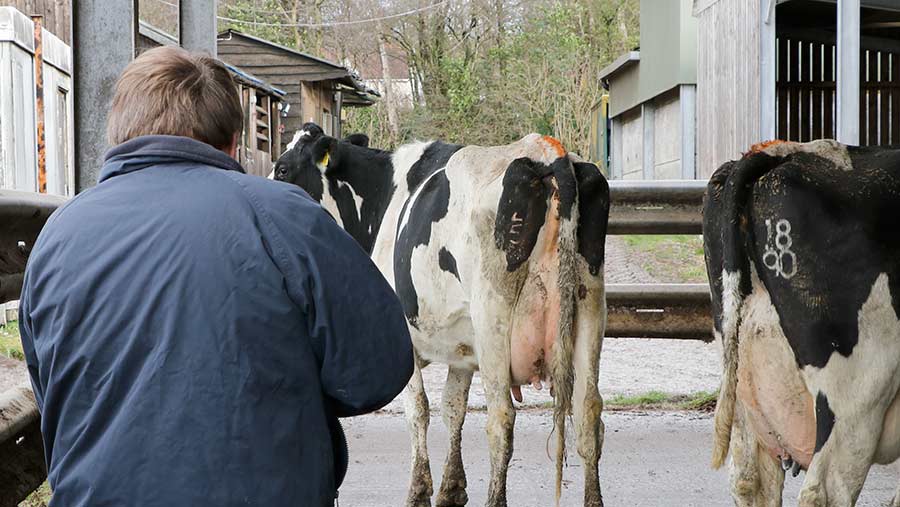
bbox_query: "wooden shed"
[694,0,900,178]
[217,29,379,152]
[0,6,73,196]
[137,22,286,177]
[1,0,70,43]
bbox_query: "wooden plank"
[880,51,890,145]
[789,40,800,141]
[800,41,811,142]
[778,37,789,140]
[861,50,870,145]
[824,44,835,139]
[812,42,823,139]
[892,53,900,144]
[867,51,877,145]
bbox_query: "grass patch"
[19,483,51,507]
[604,390,718,412]
[606,390,670,407]
[621,235,707,283]
[0,321,24,361]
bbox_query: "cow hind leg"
[729,403,784,507]
[436,366,474,507]
[406,356,434,507]
[571,260,606,507]
[798,396,885,507]
[472,300,516,507]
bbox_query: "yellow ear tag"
[319,151,330,170]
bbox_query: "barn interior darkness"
[776,0,900,145]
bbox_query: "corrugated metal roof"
[223,62,285,97]
[218,29,380,105]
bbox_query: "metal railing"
[606,180,712,342]
[0,190,65,506]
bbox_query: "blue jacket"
[19,135,413,507]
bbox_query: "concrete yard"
[340,409,899,507]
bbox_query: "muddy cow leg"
[729,403,784,507]
[406,355,434,507]
[472,295,515,507]
[571,258,606,507]
[436,366,474,507]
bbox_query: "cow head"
[273,123,339,202]
[273,123,396,254]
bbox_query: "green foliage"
[213,0,639,153]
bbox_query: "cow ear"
[572,161,610,276]
[494,157,552,271]
[312,137,338,171]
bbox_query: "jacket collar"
[99,135,245,183]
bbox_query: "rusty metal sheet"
[608,180,706,235]
[606,283,714,341]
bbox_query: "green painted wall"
[608,0,697,118]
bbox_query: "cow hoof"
[584,490,604,507]
[405,494,432,507]
[406,481,434,507]
[435,490,468,507]
[798,482,826,507]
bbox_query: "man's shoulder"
[222,171,320,215]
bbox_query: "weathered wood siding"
[696,0,761,178]
[218,36,341,152]
[1,0,69,43]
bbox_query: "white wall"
[653,89,682,179]
[620,107,643,179]
[611,86,696,180]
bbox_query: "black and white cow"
[704,139,900,506]
[274,123,610,507]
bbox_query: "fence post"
[73,1,137,193]
[179,0,218,56]
[759,0,777,143]
[837,0,860,145]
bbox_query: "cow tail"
[551,164,578,506]
[711,151,777,469]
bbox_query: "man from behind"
[18,46,413,506]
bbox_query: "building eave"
[599,51,640,83]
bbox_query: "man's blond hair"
[107,46,242,149]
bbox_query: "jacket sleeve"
[18,274,45,411]
[260,185,414,417]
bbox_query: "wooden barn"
[1,0,69,43]
[138,22,287,177]
[0,5,73,196]
[217,29,379,152]
[694,0,900,178]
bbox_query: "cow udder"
[508,191,562,401]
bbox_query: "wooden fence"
[777,38,900,146]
